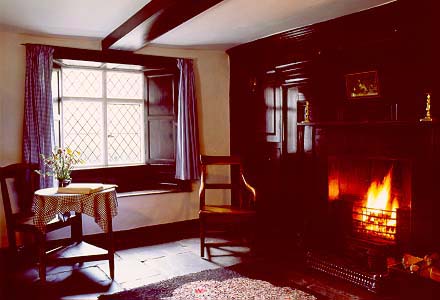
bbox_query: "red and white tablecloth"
[32,187,118,233]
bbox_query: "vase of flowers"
[37,147,84,187]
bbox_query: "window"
[53,64,176,167]
[60,67,145,167]
[51,59,183,192]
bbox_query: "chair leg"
[71,212,83,243]
[200,217,205,258]
[38,233,46,284]
[7,228,17,254]
[109,256,115,280]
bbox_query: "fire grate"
[352,205,397,241]
[306,251,388,293]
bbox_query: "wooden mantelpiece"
[297,119,440,158]
[297,120,440,127]
[296,119,440,159]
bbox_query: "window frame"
[59,66,146,168]
[51,46,188,193]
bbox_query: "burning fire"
[356,168,399,240]
[366,169,398,212]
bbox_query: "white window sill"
[117,189,182,198]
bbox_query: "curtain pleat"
[175,59,200,180]
[23,44,54,188]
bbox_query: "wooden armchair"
[0,163,80,283]
[199,155,256,257]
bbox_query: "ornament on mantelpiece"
[420,92,433,122]
[249,76,257,93]
[303,101,311,123]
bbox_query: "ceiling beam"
[102,0,224,51]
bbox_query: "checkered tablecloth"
[32,187,118,233]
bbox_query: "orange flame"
[358,168,399,240]
[366,169,398,211]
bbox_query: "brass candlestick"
[420,93,433,122]
[303,101,311,123]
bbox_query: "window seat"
[117,188,184,198]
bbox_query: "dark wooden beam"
[102,0,224,51]
[51,45,177,70]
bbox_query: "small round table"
[33,186,118,232]
[32,186,118,282]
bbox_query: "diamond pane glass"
[107,103,143,164]
[63,100,103,165]
[62,69,102,98]
[107,71,143,99]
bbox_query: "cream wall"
[0,30,231,248]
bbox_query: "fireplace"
[306,156,413,292]
[327,156,411,241]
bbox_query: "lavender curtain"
[23,44,55,188]
[175,59,200,180]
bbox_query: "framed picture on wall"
[345,70,380,99]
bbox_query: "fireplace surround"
[307,156,412,291]
[301,122,440,292]
[328,155,412,246]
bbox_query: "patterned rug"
[98,267,318,300]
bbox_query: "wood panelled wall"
[227,0,440,250]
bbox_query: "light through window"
[60,67,144,167]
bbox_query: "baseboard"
[71,219,200,250]
[116,219,200,248]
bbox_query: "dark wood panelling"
[228,0,440,249]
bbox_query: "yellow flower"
[37,147,84,181]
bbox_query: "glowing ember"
[328,176,340,201]
[354,168,399,241]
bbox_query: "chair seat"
[13,212,72,229]
[200,205,256,216]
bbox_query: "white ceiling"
[0,0,394,50]
[0,0,152,38]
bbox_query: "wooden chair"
[0,163,80,283]
[199,155,257,257]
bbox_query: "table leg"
[106,199,115,280]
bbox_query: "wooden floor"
[0,236,438,300]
